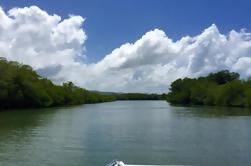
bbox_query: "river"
[0,101,251,166]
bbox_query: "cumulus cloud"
[84,25,251,92]
[1,6,251,93]
[0,6,86,75]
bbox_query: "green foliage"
[167,70,251,108]
[207,70,240,84]
[0,58,115,109]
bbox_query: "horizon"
[0,0,251,93]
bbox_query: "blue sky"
[1,0,251,63]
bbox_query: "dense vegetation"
[0,58,164,109]
[166,70,251,107]
[0,58,115,109]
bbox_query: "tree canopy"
[166,70,251,107]
[0,58,164,109]
[0,58,115,109]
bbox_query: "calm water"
[0,101,251,166]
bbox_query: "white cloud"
[0,6,86,70]
[1,6,251,93]
[83,25,251,92]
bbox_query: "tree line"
[166,70,251,107]
[0,58,164,109]
[0,58,116,109]
[113,93,165,100]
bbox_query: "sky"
[0,0,251,93]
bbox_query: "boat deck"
[106,160,188,166]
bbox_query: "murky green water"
[0,101,251,166]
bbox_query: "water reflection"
[170,104,251,117]
[0,101,251,166]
